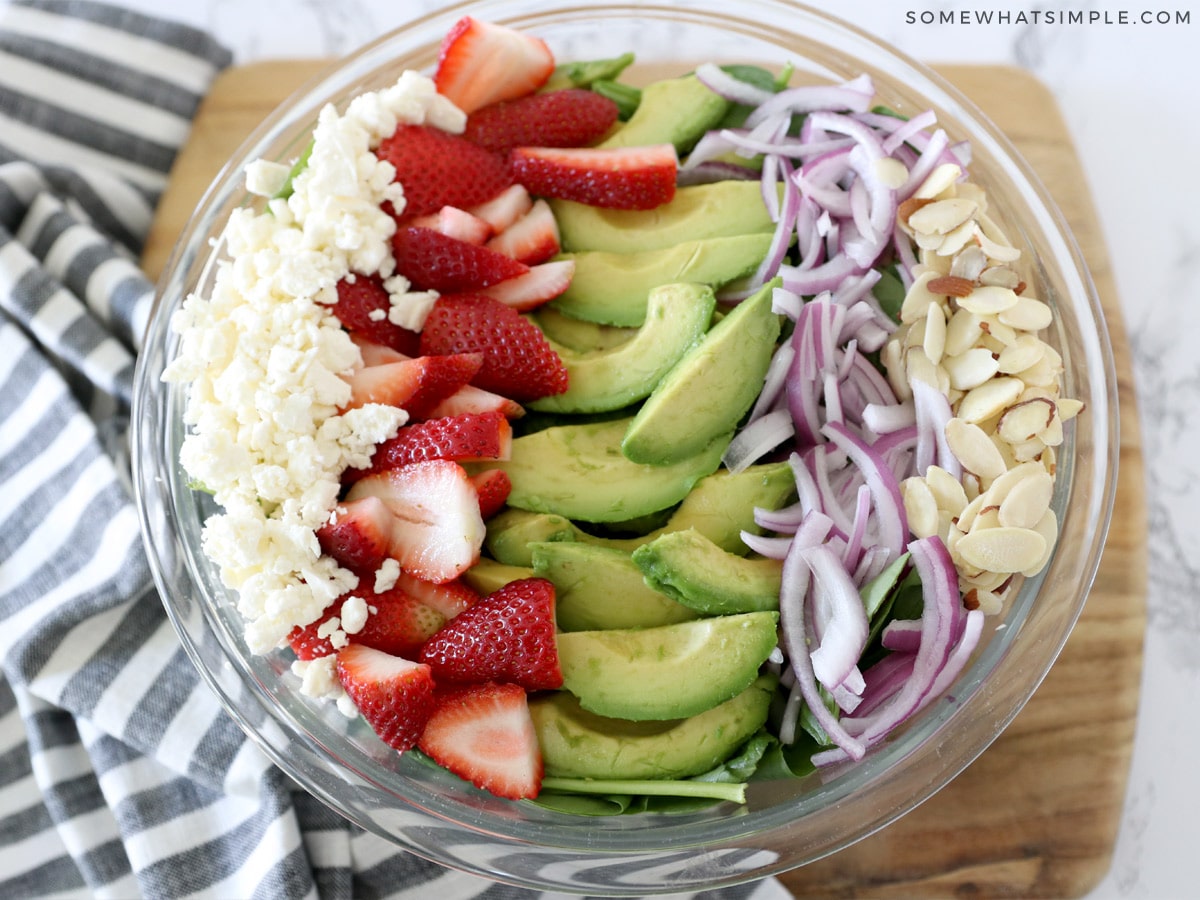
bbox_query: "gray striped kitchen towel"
[0,2,795,898]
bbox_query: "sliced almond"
[997,397,1056,443]
[997,468,1054,529]
[956,526,1047,573]
[936,218,978,256]
[979,265,1021,290]
[945,418,1008,481]
[899,270,941,324]
[1022,508,1059,576]
[980,461,1047,508]
[923,301,947,364]
[957,285,1020,316]
[874,157,909,189]
[914,163,963,200]
[927,275,976,298]
[943,347,1000,391]
[955,376,1025,423]
[901,477,940,539]
[908,197,978,236]
[926,464,969,514]
[950,245,987,281]
[999,295,1053,332]
[944,308,985,357]
[1057,397,1085,421]
[996,335,1046,374]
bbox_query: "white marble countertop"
[93,1,1200,897]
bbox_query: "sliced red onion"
[779,539,867,759]
[739,531,793,560]
[842,483,872,572]
[911,378,961,479]
[722,407,794,473]
[862,400,916,435]
[821,421,908,562]
[899,127,950,200]
[676,161,760,185]
[744,76,875,129]
[754,499,806,534]
[881,109,939,155]
[881,618,923,652]
[695,61,776,107]
[748,341,796,422]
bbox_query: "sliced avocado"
[622,279,783,466]
[551,234,774,327]
[462,558,536,595]
[529,542,698,631]
[482,463,795,563]
[491,417,728,523]
[556,611,779,720]
[531,306,636,353]
[530,675,774,780]
[529,283,716,414]
[484,508,576,566]
[632,528,783,615]
[551,181,775,254]
[598,73,730,154]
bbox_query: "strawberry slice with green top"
[392,226,529,293]
[345,460,486,584]
[345,411,512,483]
[463,89,620,154]
[434,17,555,115]
[336,644,436,753]
[417,681,543,799]
[333,275,420,357]
[419,577,562,690]
[510,144,679,210]
[376,125,512,219]
[419,294,568,402]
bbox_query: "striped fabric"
[0,3,795,898]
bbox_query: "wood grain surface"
[142,61,1147,899]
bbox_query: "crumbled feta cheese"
[244,159,292,197]
[292,656,345,703]
[340,595,370,634]
[384,273,439,331]
[373,559,401,593]
[165,71,463,655]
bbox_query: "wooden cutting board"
[142,62,1147,899]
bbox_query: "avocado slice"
[531,306,636,353]
[551,234,774,327]
[529,542,698,631]
[598,73,730,154]
[482,462,796,564]
[622,278,783,466]
[530,676,775,780]
[462,558,536,595]
[632,528,783,615]
[551,181,775,254]
[556,611,779,720]
[491,417,728,523]
[529,283,716,415]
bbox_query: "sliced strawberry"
[467,184,533,233]
[419,295,568,403]
[471,469,512,520]
[317,496,393,575]
[464,89,620,154]
[345,460,486,584]
[352,334,410,367]
[433,17,555,115]
[392,226,529,293]
[345,411,513,484]
[337,644,436,753]
[510,144,678,210]
[387,570,479,622]
[485,199,560,265]
[408,205,494,245]
[344,353,483,417]
[427,383,525,421]
[417,681,543,799]
[333,274,420,356]
[290,587,449,661]
[418,577,562,691]
[478,260,575,312]
[377,125,512,220]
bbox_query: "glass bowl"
[131,0,1119,894]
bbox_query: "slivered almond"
[898,195,934,225]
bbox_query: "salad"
[163,16,1080,811]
